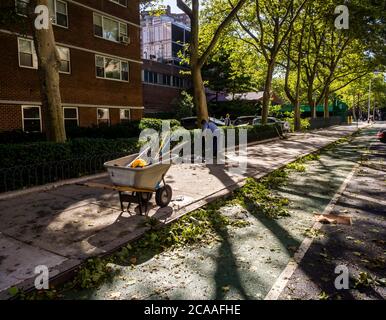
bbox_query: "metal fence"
[0,152,127,193]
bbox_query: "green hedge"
[0,125,279,169]
[185,124,281,144]
[0,118,181,144]
[139,118,181,132]
[0,138,139,168]
[0,124,280,192]
[0,130,46,144]
[66,123,141,140]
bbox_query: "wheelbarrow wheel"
[140,192,152,203]
[155,185,172,208]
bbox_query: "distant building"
[141,5,190,65]
[206,90,284,106]
[140,5,191,115]
[0,0,143,133]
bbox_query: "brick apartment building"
[142,59,190,114]
[140,6,191,115]
[0,0,143,133]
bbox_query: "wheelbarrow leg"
[162,175,166,187]
[119,191,124,212]
[136,192,143,215]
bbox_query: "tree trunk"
[352,96,357,121]
[262,61,275,125]
[30,0,66,142]
[307,86,317,119]
[323,89,329,119]
[192,64,209,122]
[311,101,317,118]
[294,99,301,131]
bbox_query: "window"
[15,0,29,16]
[22,106,41,132]
[18,38,70,72]
[18,38,37,69]
[120,109,131,124]
[173,76,183,88]
[95,55,129,82]
[93,13,127,42]
[121,61,129,81]
[162,74,171,86]
[97,108,110,126]
[48,0,68,27]
[63,107,78,128]
[57,46,70,73]
[110,0,127,7]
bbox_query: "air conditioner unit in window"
[120,36,130,44]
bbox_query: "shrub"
[282,111,310,132]
[0,123,141,144]
[139,118,181,132]
[0,130,45,144]
[66,123,141,140]
[175,91,194,119]
[0,138,139,168]
[184,124,280,147]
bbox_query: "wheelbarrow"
[101,153,174,215]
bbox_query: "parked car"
[377,129,386,143]
[232,116,256,126]
[180,117,197,130]
[180,117,225,130]
[209,117,226,126]
[253,116,291,132]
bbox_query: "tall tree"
[232,0,308,124]
[177,0,247,123]
[281,3,308,130]
[0,0,66,142]
[29,0,66,142]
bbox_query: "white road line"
[264,161,361,300]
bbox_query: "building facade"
[140,6,191,115]
[0,0,143,133]
[142,59,190,114]
[141,6,191,65]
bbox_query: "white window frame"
[18,38,71,74]
[18,38,37,69]
[57,46,71,74]
[97,108,110,126]
[95,55,129,82]
[93,13,128,43]
[63,107,78,126]
[120,108,131,122]
[49,0,69,29]
[15,0,30,17]
[21,105,42,132]
[110,0,127,8]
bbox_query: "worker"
[201,119,219,161]
[224,114,231,126]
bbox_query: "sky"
[162,0,183,13]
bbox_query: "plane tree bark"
[233,0,309,125]
[177,0,247,124]
[28,0,66,142]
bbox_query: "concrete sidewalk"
[0,124,367,298]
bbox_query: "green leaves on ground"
[236,177,290,219]
[72,258,118,290]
